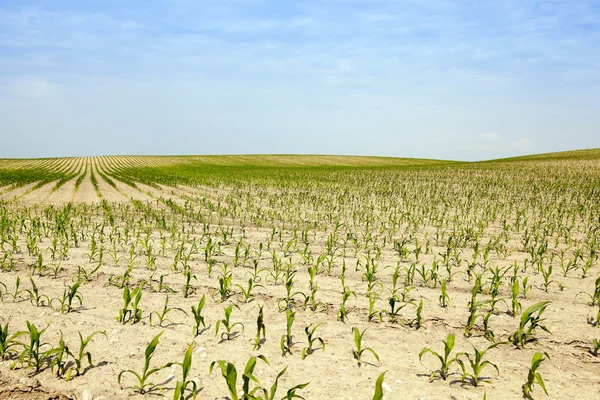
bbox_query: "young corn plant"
[539,264,557,292]
[280,309,295,357]
[0,323,25,360]
[217,273,234,302]
[173,342,199,400]
[191,295,208,336]
[521,277,532,299]
[301,323,325,359]
[409,299,424,329]
[149,295,187,327]
[209,355,269,400]
[108,264,133,289]
[252,305,266,350]
[48,332,73,378]
[384,296,414,324]
[0,281,7,301]
[352,327,379,367]
[305,285,326,312]
[419,333,459,381]
[65,330,107,380]
[510,279,522,317]
[523,352,550,399]
[439,279,450,308]
[367,293,384,323]
[456,342,505,386]
[183,270,197,298]
[338,287,357,323]
[76,263,102,283]
[7,276,28,302]
[118,331,173,394]
[464,300,488,338]
[215,304,244,341]
[235,278,264,303]
[117,284,143,324]
[258,365,309,400]
[508,301,551,348]
[51,281,84,314]
[372,371,387,400]
[576,276,600,306]
[11,321,52,372]
[277,271,307,312]
[25,276,50,307]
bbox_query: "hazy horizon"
[1,1,599,161]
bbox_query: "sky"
[0,0,599,161]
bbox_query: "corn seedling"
[216,304,244,340]
[183,270,197,298]
[8,276,27,302]
[456,342,505,386]
[259,365,309,400]
[510,279,522,317]
[209,355,269,400]
[48,332,72,378]
[337,287,357,323]
[419,333,459,381]
[280,309,295,357]
[149,295,188,327]
[509,301,551,348]
[539,264,557,292]
[0,281,7,301]
[191,294,208,336]
[522,352,550,399]
[25,276,50,307]
[156,274,177,294]
[51,281,83,314]
[118,331,173,394]
[352,327,379,366]
[252,305,266,350]
[65,330,106,380]
[384,295,414,324]
[368,292,384,322]
[278,271,307,312]
[521,276,532,299]
[11,321,52,372]
[439,279,450,308]
[464,300,488,338]
[173,342,199,400]
[372,370,387,400]
[409,299,423,329]
[305,285,325,311]
[576,276,600,306]
[236,278,264,303]
[301,323,325,359]
[0,323,25,360]
[76,263,102,283]
[117,284,143,324]
[217,272,234,302]
[108,264,133,289]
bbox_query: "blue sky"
[1,0,599,161]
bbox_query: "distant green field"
[488,148,600,162]
[0,149,598,190]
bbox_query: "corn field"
[1,151,600,399]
